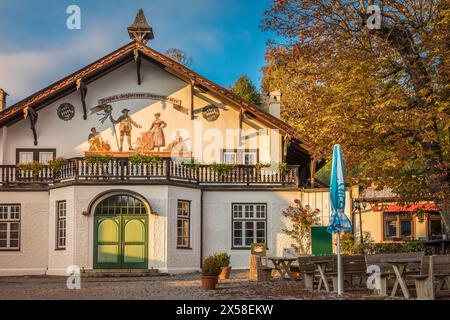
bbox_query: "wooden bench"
[365,252,424,296]
[297,256,335,291]
[327,255,366,292]
[249,255,273,282]
[409,255,450,300]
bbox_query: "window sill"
[55,248,66,251]
[0,249,20,252]
[177,247,192,250]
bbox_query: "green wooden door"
[122,216,148,269]
[311,226,333,256]
[94,216,121,268]
[94,215,148,269]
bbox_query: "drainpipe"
[200,189,204,269]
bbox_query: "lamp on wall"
[353,199,367,244]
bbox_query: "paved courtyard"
[0,271,446,300]
[0,271,382,300]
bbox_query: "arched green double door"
[94,194,148,269]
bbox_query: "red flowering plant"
[282,199,320,255]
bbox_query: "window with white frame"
[18,152,34,164]
[56,201,67,249]
[243,151,257,165]
[223,151,237,165]
[232,204,266,248]
[222,150,259,165]
[16,149,56,164]
[39,152,55,164]
[0,205,21,250]
[177,200,190,248]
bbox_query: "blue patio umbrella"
[327,144,352,295]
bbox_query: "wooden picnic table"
[268,257,297,281]
[312,259,332,292]
[387,258,422,299]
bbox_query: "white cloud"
[0,27,119,105]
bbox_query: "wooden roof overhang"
[0,41,315,154]
[0,42,136,127]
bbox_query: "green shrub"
[202,255,221,276]
[129,154,163,165]
[278,162,289,173]
[340,231,426,255]
[49,157,67,173]
[214,252,231,268]
[17,161,48,177]
[255,162,271,170]
[181,157,200,170]
[85,154,114,164]
[210,163,235,176]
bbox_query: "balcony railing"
[0,158,300,188]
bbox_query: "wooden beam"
[76,79,88,120]
[283,135,291,162]
[23,107,38,146]
[134,49,142,85]
[239,110,244,147]
[190,80,195,120]
[310,157,317,188]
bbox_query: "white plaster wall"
[47,187,76,275]
[203,190,300,269]
[4,60,278,165]
[0,192,49,276]
[166,186,202,273]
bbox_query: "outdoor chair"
[408,255,450,300]
[249,255,273,282]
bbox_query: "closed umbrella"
[327,144,352,295]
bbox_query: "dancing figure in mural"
[150,113,167,151]
[135,113,167,152]
[110,108,142,151]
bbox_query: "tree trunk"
[373,22,450,235]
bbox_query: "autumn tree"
[165,48,193,67]
[232,75,263,106]
[262,1,450,232]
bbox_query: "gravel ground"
[0,271,443,300]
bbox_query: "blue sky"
[0,0,276,105]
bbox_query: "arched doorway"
[93,193,149,269]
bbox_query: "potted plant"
[129,154,163,165]
[84,154,115,176]
[181,157,200,170]
[210,163,235,179]
[215,252,232,280]
[278,162,289,173]
[201,255,221,290]
[17,161,48,179]
[49,157,67,177]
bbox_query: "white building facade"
[0,11,346,276]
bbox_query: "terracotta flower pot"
[219,266,232,280]
[201,276,218,290]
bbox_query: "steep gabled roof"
[0,41,314,154]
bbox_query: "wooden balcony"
[0,158,300,190]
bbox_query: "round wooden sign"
[57,103,75,121]
[202,105,220,122]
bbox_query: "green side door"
[311,226,333,256]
